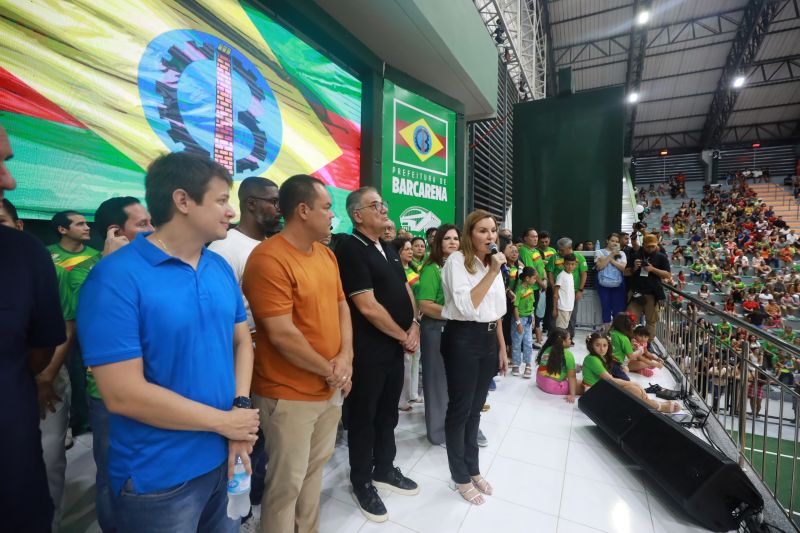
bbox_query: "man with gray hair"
[335,187,420,523]
[382,218,396,241]
[546,237,588,340]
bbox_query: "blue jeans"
[511,315,534,366]
[597,284,627,324]
[113,462,238,533]
[89,396,116,533]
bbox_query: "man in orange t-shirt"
[242,174,353,533]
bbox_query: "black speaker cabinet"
[578,379,763,532]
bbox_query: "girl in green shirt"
[582,333,680,413]
[535,328,578,403]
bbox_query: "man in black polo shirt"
[0,125,66,532]
[336,187,420,523]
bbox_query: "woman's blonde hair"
[461,209,498,274]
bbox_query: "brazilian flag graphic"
[393,100,449,176]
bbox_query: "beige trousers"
[555,309,572,329]
[253,394,341,533]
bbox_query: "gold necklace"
[155,237,171,255]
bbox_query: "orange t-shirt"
[242,235,345,401]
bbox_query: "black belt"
[448,320,497,332]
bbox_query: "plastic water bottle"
[595,240,601,252]
[227,456,251,519]
[331,387,343,407]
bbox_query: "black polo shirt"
[336,229,413,352]
[0,225,65,530]
[628,248,671,300]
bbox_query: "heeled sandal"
[470,475,493,495]
[450,481,485,505]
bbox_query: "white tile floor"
[61,330,724,533]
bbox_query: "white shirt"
[555,270,575,311]
[208,228,262,332]
[441,251,506,322]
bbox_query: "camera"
[641,258,650,266]
[613,254,621,260]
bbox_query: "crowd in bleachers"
[634,171,800,418]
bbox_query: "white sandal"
[450,481,485,505]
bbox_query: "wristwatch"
[233,396,253,409]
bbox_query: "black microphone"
[488,242,509,276]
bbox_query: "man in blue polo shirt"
[77,153,260,532]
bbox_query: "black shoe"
[352,483,388,523]
[644,383,663,394]
[372,466,420,496]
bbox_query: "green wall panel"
[512,86,624,243]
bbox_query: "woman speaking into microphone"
[440,210,508,505]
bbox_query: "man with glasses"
[209,176,280,334]
[336,187,420,523]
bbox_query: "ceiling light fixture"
[627,92,639,103]
[636,10,650,25]
[733,76,746,88]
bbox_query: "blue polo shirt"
[76,233,246,495]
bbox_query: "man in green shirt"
[70,196,152,533]
[518,228,548,347]
[546,237,588,340]
[47,210,98,271]
[537,231,558,333]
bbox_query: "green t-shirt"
[690,262,704,273]
[711,271,723,283]
[514,282,536,317]
[518,245,546,290]
[581,355,608,387]
[47,243,99,272]
[69,253,102,295]
[69,253,104,399]
[405,266,421,298]
[538,347,576,381]
[609,329,633,364]
[411,258,424,272]
[56,265,75,321]
[546,251,588,290]
[417,263,444,306]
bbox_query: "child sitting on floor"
[629,326,665,377]
[535,328,579,403]
[580,332,680,413]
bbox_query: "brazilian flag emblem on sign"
[393,100,449,176]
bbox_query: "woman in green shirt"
[417,224,461,445]
[411,236,427,271]
[582,332,680,412]
[535,328,578,402]
[394,237,421,410]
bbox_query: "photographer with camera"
[626,234,672,338]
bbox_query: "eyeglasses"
[250,196,280,208]
[355,201,389,213]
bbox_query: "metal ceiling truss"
[632,119,800,154]
[744,54,800,86]
[720,119,800,143]
[553,7,744,67]
[530,0,556,96]
[700,0,782,148]
[474,0,548,100]
[623,0,651,156]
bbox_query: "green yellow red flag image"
[0,0,362,231]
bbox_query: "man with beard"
[209,177,281,334]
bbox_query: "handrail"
[657,281,800,529]
[661,282,800,359]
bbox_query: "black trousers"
[441,320,499,484]
[543,286,555,333]
[346,341,404,486]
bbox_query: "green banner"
[381,80,456,236]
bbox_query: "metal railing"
[657,283,800,529]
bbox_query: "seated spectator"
[535,329,578,402]
[608,313,637,381]
[698,283,710,301]
[580,333,679,412]
[629,326,664,376]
